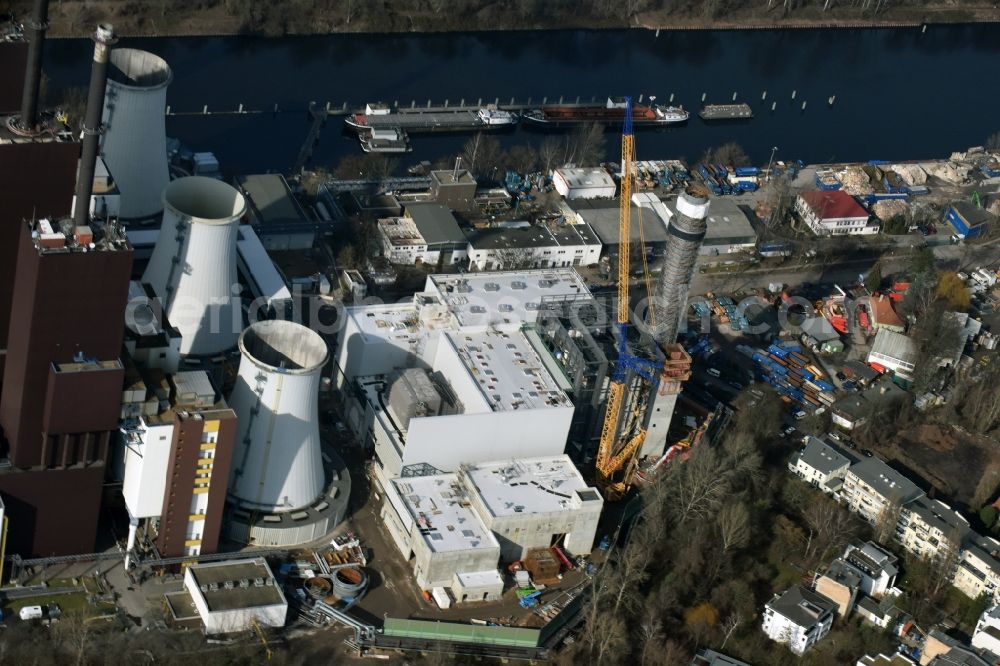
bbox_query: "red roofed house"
[796,190,879,236]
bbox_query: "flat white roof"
[455,570,504,587]
[465,456,601,517]
[172,371,217,406]
[236,226,292,306]
[391,474,499,554]
[426,269,590,328]
[555,167,615,189]
[450,329,569,411]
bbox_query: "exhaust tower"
[73,23,116,227]
[100,48,172,220]
[142,176,245,356]
[655,189,710,346]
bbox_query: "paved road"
[690,240,1000,296]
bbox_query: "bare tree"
[974,463,1000,508]
[718,502,751,552]
[803,494,858,561]
[874,496,903,545]
[720,611,744,649]
[666,446,732,524]
[539,136,562,174]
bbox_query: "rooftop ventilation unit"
[101,48,172,219]
[228,320,328,514]
[142,177,246,356]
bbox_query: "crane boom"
[595,97,660,500]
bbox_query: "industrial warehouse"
[2,2,1000,665]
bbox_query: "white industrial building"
[381,472,503,596]
[762,585,837,655]
[336,270,586,491]
[142,177,246,357]
[553,167,616,200]
[380,454,599,601]
[466,223,602,271]
[376,204,469,266]
[235,226,292,315]
[173,558,287,634]
[461,456,602,561]
[100,48,172,220]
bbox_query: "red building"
[0,219,132,556]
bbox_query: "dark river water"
[41,25,1000,175]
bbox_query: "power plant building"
[380,454,601,601]
[120,369,237,561]
[336,270,587,492]
[0,217,132,556]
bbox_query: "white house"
[796,190,878,236]
[789,437,853,494]
[972,605,1000,657]
[762,585,837,655]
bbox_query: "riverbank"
[12,0,1000,39]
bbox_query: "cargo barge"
[345,103,518,134]
[523,97,689,127]
[699,103,753,121]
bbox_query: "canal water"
[41,24,1000,176]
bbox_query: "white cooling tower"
[228,320,328,513]
[101,48,171,219]
[142,177,245,356]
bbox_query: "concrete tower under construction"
[655,189,710,347]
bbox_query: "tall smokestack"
[654,188,710,346]
[18,0,49,133]
[73,23,116,227]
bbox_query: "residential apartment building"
[954,533,1000,602]
[762,585,837,655]
[789,437,853,494]
[840,457,924,525]
[896,497,970,562]
[790,451,1000,604]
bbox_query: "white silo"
[101,48,171,220]
[228,320,327,514]
[142,176,245,356]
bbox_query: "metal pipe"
[18,0,49,132]
[74,23,116,227]
[654,190,710,346]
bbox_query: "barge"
[345,103,518,134]
[699,103,753,121]
[523,97,688,127]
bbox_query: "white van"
[19,605,43,621]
